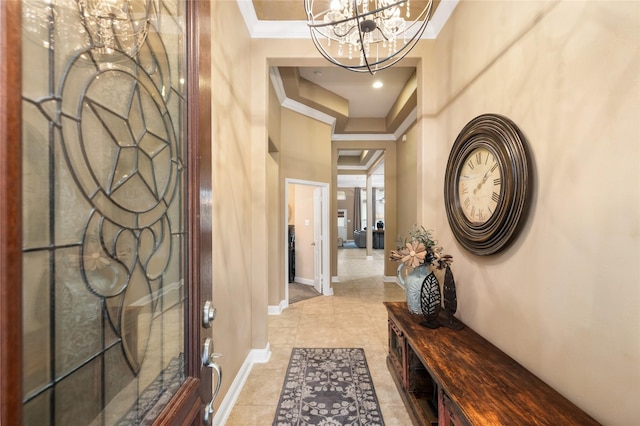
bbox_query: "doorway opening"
[336,151,386,276]
[284,179,331,308]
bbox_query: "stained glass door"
[8,0,212,424]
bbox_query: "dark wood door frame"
[0,0,212,423]
[155,0,213,423]
[0,1,23,424]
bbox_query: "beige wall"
[213,1,639,423]
[337,188,356,239]
[396,122,420,241]
[267,148,281,306]
[420,1,639,424]
[272,108,332,303]
[268,73,282,153]
[268,80,283,305]
[280,108,333,182]
[210,0,267,413]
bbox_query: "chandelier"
[22,0,154,59]
[304,0,434,74]
[77,0,154,58]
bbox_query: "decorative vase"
[397,263,430,314]
[419,271,441,329]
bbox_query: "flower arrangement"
[389,225,453,270]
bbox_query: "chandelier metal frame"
[305,0,434,74]
[77,0,154,57]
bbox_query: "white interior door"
[313,188,323,294]
[337,209,347,243]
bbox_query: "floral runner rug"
[273,348,385,426]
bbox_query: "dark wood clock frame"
[444,114,532,255]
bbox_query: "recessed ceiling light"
[372,81,383,89]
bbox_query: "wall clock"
[444,114,532,255]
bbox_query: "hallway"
[225,248,412,425]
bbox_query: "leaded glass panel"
[21,0,188,423]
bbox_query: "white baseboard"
[250,344,272,364]
[390,278,405,288]
[331,276,339,283]
[323,287,334,296]
[268,299,287,315]
[212,343,271,426]
[383,275,397,283]
[294,277,314,286]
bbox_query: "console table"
[384,302,600,425]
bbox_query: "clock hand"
[473,170,492,194]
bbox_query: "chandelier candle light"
[22,0,154,60]
[78,0,153,57]
[305,0,434,74]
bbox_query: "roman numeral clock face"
[458,147,502,225]
[444,114,531,255]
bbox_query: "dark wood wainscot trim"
[384,302,601,426]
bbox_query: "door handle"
[202,338,222,424]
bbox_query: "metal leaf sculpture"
[440,266,464,330]
[419,271,441,329]
[442,266,457,314]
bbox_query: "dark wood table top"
[384,302,600,425]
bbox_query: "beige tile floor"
[225,247,413,425]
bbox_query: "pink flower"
[390,240,426,269]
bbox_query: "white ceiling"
[338,173,385,188]
[298,66,415,119]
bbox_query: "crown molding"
[238,0,458,40]
[269,67,337,131]
[338,150,384,171]
[270,66,419,142]
[332,133,397,142]
[247,1,454,141]
[427,0,458,36]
